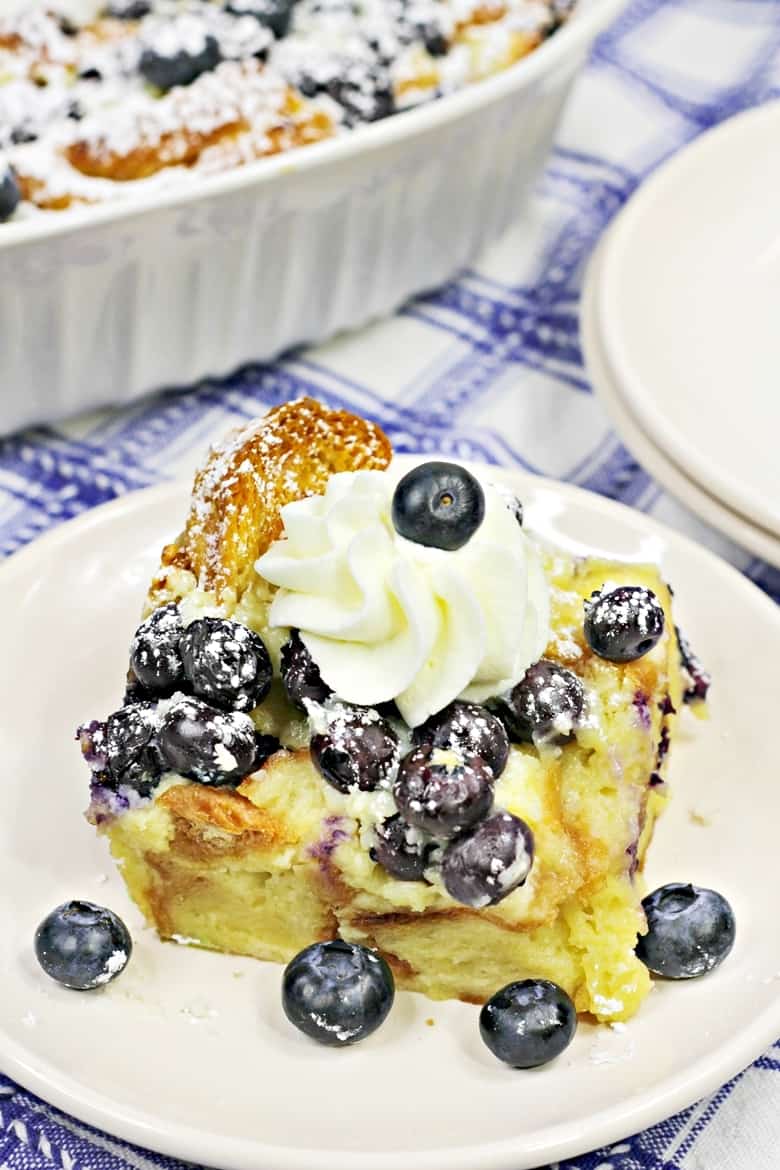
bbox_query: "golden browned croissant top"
[156,397,392,601]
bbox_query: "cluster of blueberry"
[81,464,675,915]
[277,466,535,905]
[79,604,280,799]
[106,0,303,82]
[282,622,535,908]
[106,0,409,124]
[33,880,736,1066]
[285,461,668,911]
[284,577,667,910]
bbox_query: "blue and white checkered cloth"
[1,1,779,1166]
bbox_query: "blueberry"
[441,811,534,907]
[636,883,735,979]
[76,720,109,775]
[34,901,132,991]
[106,0,152,16]
[489,659,584,744]
[157,695,258,785]
[130,604,184,693]
[392,462,485,551]
[371,814,432,882]
[282,940,394,1046]
[280,630,332,710]
[123,667,157,706]
[139,27,221,91]
[254,731,281,768]
[676,625,711,704]
[419,22,448,56]
[179,617,272,712]
[413,701,509,779]
[480,979,577,1068]
[11,125,37,144]
[106,703,163,796]
[225,0,296,39]
[0,162,20,223]
[298,61,395,125]
[584,585,665,663]
[331,74,395,124]
[393,744,494,838]
[311,706,398,794]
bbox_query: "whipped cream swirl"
[255,469,550,727]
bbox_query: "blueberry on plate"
[413,700,509,779]
[282,940,394,1046]
[139,23,221,90]
[157,695,258,785]
[441,811,534,907]
[280,629,332,709]
[130,603,184,693]
[311,705,398,794]
[180,616,272,712]
[105,702,163,796]
[636,883,735,979]
[371,814,432,882]
[391,462,485,551]
[34,901,132,990]
[225,0,297,39]
[394,744,494,838]
[0,161,21,223]
[489,659,584,745]
[480,979,577,1068]
[584,585,665,663]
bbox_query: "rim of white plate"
[596,99,780,539]
[582,238,780,568]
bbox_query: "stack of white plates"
[582,101,780,568]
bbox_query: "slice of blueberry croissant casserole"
[77,396,711,1024]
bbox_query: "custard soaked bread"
[80,398,703,1023]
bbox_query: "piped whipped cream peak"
[255,469,550,727]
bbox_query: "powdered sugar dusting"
[94,947,129,984]
[1,0,568,215]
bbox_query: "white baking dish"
[1,0,623,433]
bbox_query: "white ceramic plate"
[2,466,779,1170]
[582,243,780,569]
[596,101,780,536]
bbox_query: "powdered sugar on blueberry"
[1,0,568,214]
[584,585,665,663]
